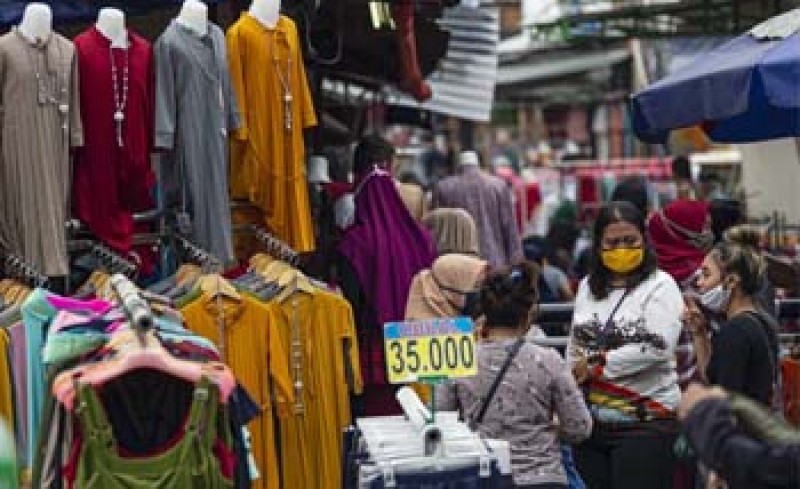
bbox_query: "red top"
[72,27,155,253]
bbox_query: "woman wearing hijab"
[421,208,480,257]
[647,200,713,285]
[406,254,488,321]
[338,136,437,416]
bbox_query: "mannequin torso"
[18,3,53,44]
[249,0,280,29]
[177,0,208,36]
[96,8,128,48]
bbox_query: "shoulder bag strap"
[472,336,526,427]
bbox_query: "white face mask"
[699,283,732,313]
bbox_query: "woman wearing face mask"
[567,201,684,489]
[437,262,592,489]
[405,253,488,321]
[684,227,779,406]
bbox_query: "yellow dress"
[181,294,294,489]
[0,329,13,432]
[227,14,318,252]
[265,290,362,489]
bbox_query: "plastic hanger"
[52,328,236,410]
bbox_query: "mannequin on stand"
[177,0,208,35]
[249,0,280,28]
[18,2,52,44]
[96,8,128,48]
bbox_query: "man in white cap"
[432,150,522,267]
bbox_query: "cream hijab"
[422,208,479,257]
[405,253,488,320]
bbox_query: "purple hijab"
[339,170,436,325]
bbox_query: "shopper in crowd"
[333,135,427,228]
[672,156,696,200]
[609,176,650,217]
[648,199,714,286]
[683,227,779,407]
[338,136,436,416]
[421,208,480,257]
[567,201,684,489]
[679,383,800,489]
[437,262,592,489]
[647,199,713,391]
[709,198,746,243]
[432,150,523,268]
[523,235,574,302]
[405,253,488,321]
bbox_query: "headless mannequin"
[249,0,280,29]
[177,0,208,36]
[18,3,53,44]
[96,8,128,48]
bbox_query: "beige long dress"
[0,29,82,276]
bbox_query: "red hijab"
[647,200,712,284]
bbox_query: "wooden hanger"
[197,273,241,301]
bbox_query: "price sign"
[383,317,477,384]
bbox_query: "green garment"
[73,376,233,488]
[729,394,800,445]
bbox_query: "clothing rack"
[250,224,300,266]
[0,250,48,287]
[67,239,138,278]
[173,234,223,273]
[110,273,154,347]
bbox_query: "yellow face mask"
[601,247,644,274]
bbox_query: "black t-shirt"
[707,311,778,406]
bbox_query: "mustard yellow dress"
[0,329,13,433]
[226,14,318,252]
[181,294,294,489]
[265,290,362,489]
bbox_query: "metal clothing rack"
[67,239,138,278]
[173,234,223,273]
[1,251,48,287]
[250,224,300,266]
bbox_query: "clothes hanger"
[51,328,237,410]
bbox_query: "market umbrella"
[631,8,800,144]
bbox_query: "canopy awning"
[497,47,630,86]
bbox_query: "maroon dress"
[72,27,155,256]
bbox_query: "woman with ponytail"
[436,262,591,488]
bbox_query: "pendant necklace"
[110,47,129,147]
[272,32,293,133]
[21,32,69,134]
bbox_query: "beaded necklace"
[19,30,70,134]
[109,46,129,147]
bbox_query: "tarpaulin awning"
[386,5,499,122]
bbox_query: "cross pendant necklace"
[272,35,293,133]
[110,47,130,147]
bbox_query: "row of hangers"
[247,225,315,301]
[0,251,47,310]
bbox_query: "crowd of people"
[315,134,797,489]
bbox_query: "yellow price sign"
[383,317,477,384]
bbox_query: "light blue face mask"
[699,282,732,313]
